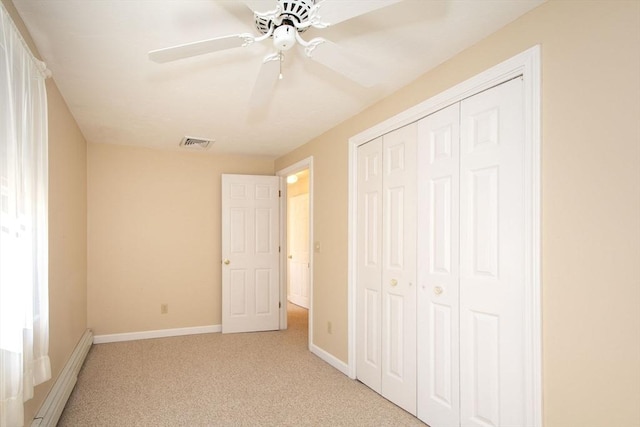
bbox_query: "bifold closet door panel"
[459,77,526,427]
[381,124,417,415]
[356,137,383,393]
[359,75,530,427]
[417,103,461,427]
[355,125,418,415]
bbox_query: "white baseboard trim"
[287,296,309,310]
[93,324,221,344]
[31,329,93,427]
[310,343,350,376]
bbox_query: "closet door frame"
[348,46,541,427]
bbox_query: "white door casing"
[221,174,280,334]
[417,103,461,426]
[459,78,526,427]
[288,193,310,308]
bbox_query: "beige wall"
[6,0,639,425]
[28,78,89,422]
[278,137,349,357]
[275,1,640,426]
[87,143,274,335]
[2,0,89,423]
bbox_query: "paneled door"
[417,77,527,426]
[356,136,383,394]
[356,124,417,415]
[381,124,417,414]
[417,103,461,426]
[287,193,310,308]
[221,174,280,334]
[458,77,526,427]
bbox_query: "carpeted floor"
[58,303,425,426]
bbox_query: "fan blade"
[250,53,281,109]
[149,34,254,63]
[314,0,403,26]
[240,1,279,14]
[306,39,383,87]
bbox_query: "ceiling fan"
[148,0,403,107]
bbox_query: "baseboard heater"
[31,329,93,427]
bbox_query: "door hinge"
[279,190,282,197]
[279,301,282,308]
[279,246,281,253]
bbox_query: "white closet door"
[356,137,383,393]
[356,125,417,415]
[417,103,461,426]
[381,124,417,415]
[459,77,526,427]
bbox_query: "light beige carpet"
[58,304,425,426]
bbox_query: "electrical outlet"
[161,304,168,314]
[327,321,332,334]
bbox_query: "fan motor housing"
[255,0,316,35]
[273,25,296,50]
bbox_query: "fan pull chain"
[279,51,284,80]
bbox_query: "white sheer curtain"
[0,3,51,427]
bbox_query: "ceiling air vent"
[180,136,213,150]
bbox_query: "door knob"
[434,286,443,295]
[288,255,293,259]
[223,259,230,265]
[390,279,398,287]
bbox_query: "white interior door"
[356,125,417,415]
[381,124,417,415]
[287,193,310,308]
[356,136,383,394]
[353,50,539,427]
[417,103,461,426]
[459,77,526,426]
[221,174,280,334]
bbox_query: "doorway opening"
[277,157,314,350]
[286,169,310,309]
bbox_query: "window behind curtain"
[0,3,51,427]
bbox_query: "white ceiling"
[13,0,543,158]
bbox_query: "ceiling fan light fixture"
[273,24,296,51]
[150,0,400,107]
